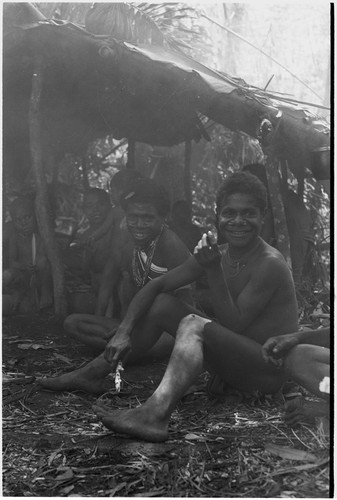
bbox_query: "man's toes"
[92,404,110,417]
[101,416,111,427]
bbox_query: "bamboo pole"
[29,57,67,319]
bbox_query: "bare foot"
[285,397,330,426]
[93,403,169,442]
[38,369,106,394]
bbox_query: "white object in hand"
[115,361,124,392]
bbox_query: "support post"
[126,139,136,169]
[184,139,192,219]
[29,57,67,319]
[82,156,90,191]
[264,155,292,270]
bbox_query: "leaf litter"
[2,313,331,497]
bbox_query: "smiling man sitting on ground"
[41,172,299,442]
[39,178,193,390]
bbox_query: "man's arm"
[104,255,203,367]
[163,229,196,305]
[262,327,330,366]
[95,251,121,316]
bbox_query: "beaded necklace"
[224,239,262,278]
[132,224,165,287]
[224,250,247,277]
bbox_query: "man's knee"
[177,314,210,338]
[63,314,81,335]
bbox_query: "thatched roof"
[3,3,330,184]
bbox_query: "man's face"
[126,202,164,246]
[218,193,264,248]
[12,204,36,236]
[84,194,110,228]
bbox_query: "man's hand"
[194,232,221,268]
[262,333,300,367]
[104,326,132,372]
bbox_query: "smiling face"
[218,193,265,250]
[126,202,164,246]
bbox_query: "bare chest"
[222,261,251,300]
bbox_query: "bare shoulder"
[160,227,190,252]
[256,240,292,278]
[159,227,192,268]
[111,229,133,265]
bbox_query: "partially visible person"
[66,188,116,314]
[77,169,143,249]
[170,200,202,253]
[66,171,143,314]
[262,327,330,426]
[3,196,53,315]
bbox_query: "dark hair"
[84,188,110,205]
[216,171,268,214]
[242,163,268,189]
[110,169,143,192]
[121,178,170,217]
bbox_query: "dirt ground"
[2,312,331,497]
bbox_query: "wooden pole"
[82,156,90,191]
[126,139,136,169]
[184,139,192,220]
[264,156,292,270]
[29,57,67,319]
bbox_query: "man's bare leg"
[39,294,194,393]
[95,317,286,441]
[39,353,111,394]
[39,315,119,393]
[284,345,330,399]
[64,314,119,352]
[94,314,211,441]
[202,321,286,394]
[283,345,330,425]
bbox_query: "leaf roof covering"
[3,3,330,182]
